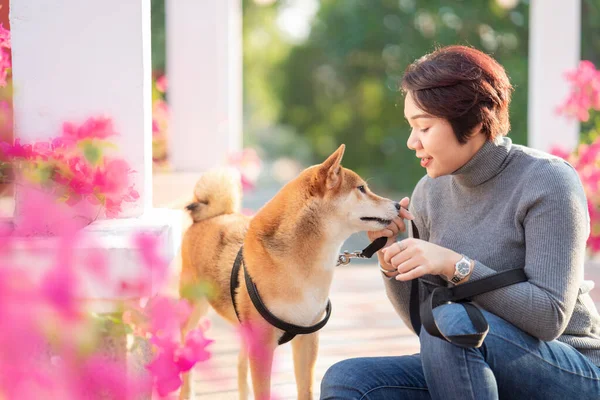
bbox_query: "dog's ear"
[320,144,345,190]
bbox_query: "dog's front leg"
[237,345,249,400]
[292,332,319,400]
[246,326,276,400]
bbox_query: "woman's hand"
[382,239,462,281]
[367,197,414,249]
[367,197,414,275]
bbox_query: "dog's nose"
[395,202,401,211]
[186,202,199,211]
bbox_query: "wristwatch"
[451,255,473,284]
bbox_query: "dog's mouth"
[360,217,392,226]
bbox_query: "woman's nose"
[406,130,422,151]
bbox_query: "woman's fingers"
[395,256,421,274]
[395,265,426,281]
[382,242,406,264]
[390,216,406,234]
[398,197,414,219]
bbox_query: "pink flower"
[0,23,11,49]
[146,346,182,397]
[93,158,131,195]
[227,148,262,192]
[156,75,168,93]
[549,145,571,161]
[1,138,34,159]
[0,24,11,88]
[558,60,600,122]
[124,186,140,202]
[63,116,118,140]
[147,297,191,341]
[175,328,213,372]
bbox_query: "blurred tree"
[273,0,530,193]
[151,0,166,74]
[580,0,600,143]
[150,0,600,193]
[582,0,600,66]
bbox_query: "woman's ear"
[470,122,484,137]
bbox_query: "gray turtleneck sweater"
[383,136,600,366]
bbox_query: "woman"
[320,45,600,399]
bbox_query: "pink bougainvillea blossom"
[556,60,600,253]
[227,148,262,192]
[0,24,11,87]
[557,60,600,122]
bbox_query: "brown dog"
[179,145,400,400]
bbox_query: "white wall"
[528,0,581,153]
[10,0,153,217]
[167,0,242,172]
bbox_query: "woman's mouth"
[420,157,433,168]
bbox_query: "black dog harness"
[229,238,387,345]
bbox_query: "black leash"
[336,236,388,265]
[408,221,528,348]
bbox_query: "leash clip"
[336,250,366,266]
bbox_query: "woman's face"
[404,91,486,178]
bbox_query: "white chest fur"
[265,242,341,327]
[267,285,331,327]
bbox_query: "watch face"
[457,260,471,275]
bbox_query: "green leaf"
[180,281,217,301]
[38,163,54,183]
[83,142,102,165]
[0,161,8,181]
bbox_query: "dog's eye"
[357,185,366,194]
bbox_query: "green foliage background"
[151,0,600,194]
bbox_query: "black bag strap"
[408,221,528,348]
[409,221,422,335]
[419,268,527,348]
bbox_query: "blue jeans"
[320,304,600,399]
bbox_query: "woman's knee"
[320,358,365,399]
[419,303,480,360]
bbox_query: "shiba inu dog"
[179,145,401,400]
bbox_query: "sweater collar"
[451,136,512,188]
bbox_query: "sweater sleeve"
[468,161,589,341]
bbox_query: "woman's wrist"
[443,251,463,280]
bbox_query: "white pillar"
[528,0,581,153]
[10,0,153,217]
[8,0,182,304]
[166,0,242,172]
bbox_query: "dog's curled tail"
[186,167,244,223]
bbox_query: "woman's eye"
[357,185,366,193]
[421,127,430,133]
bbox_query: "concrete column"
[528,0,581,153]
[166,0,242,171]
[10,0,153,217]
